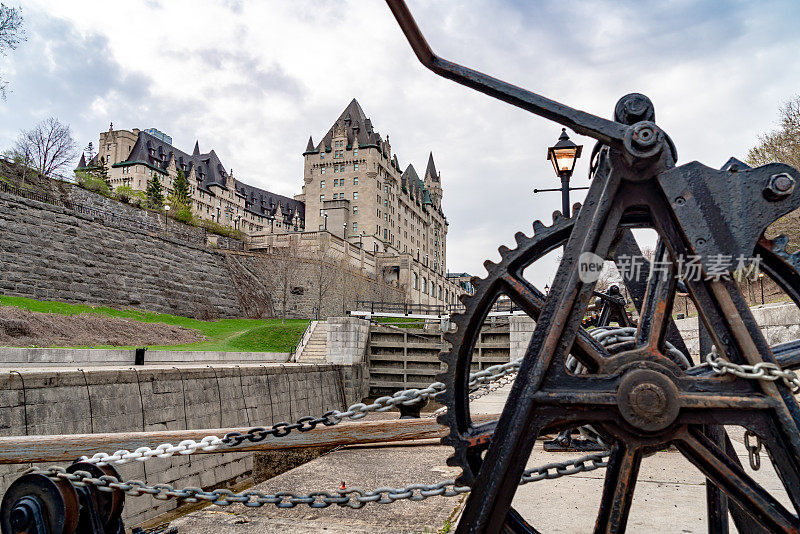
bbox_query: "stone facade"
[92,126,303,235]
[299,99,461,306]
[82,99,468,308]
[0,363,365,526]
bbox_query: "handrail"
[292,319,315,361]
[384,0,628,150]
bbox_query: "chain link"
[743,430,763,471]
[29,451,609,509]
[705,348,800,393]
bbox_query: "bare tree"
[747,95,800,170]
[262,239,304,324]
[0,3,25,100]
[14,117,78,179]
[306,241,338,319]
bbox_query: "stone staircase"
[296,321,328,363]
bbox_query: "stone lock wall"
[0,363,363,526]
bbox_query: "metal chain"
[29,451,609,509]
[705,348,800,393]
[743,430,763,471]
[705,346,800,471]
[73,328,638,468]
[79,357,524,467]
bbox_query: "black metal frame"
[386,1,800,532]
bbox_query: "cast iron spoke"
[593,442,642,534]
[500,272,608,373]
[675,427,798,533]
[633,241,676,355]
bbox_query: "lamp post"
[323,212,328,232]
[534,128,584,217]
[164,204,170,231]
[544,284,550,295]
[343,222,347,240]
[759,272,765,305]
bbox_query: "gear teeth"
[436,214,577,487]
[552,210,563,222]
[572,202,582,217]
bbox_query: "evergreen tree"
[146,173,164,209]
[81,155,110,188]
[172,169,190,205]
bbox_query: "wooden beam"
[0,414,498,464]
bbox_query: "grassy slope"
[0,295,308,352]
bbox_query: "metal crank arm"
[384,0,628,150]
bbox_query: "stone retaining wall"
[0,363,364,526]
[0,190,404,319]
[0,347,290,366]
[0,191,242,318]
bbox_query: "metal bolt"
[696,238,706,247]
[764,173,796,201]
[675,196,686,206]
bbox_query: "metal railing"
[353,299,520,316]
[291,320,315,361]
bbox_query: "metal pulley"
[1,462,125,534]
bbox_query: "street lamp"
[759,272,765,305]
[323,212,328,232]
[537,128,584,218]
[164,204,170,230]
[343,222,347,240]
[544,284,550,295]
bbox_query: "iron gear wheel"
[438,213,800,509]
[437,208,580,486]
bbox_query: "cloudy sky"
[2,0,799,288]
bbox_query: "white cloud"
[4,0,800,290]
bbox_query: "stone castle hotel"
[86,99,467,306]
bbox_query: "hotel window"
[352,222,358,232]
[422,277,427,294]
[320,195,324,201]
[320,209,324,216]
[353,148,358,156]
[353,177,358,185]
[334,179,339,186]
[321,167,325,174]
[353,206,358,213]
[320,180,325,188]
[384,228,388,239]
[320,153,324,160]
[354,163,359,171]
[413,273,418,290]
[353,192,358,199]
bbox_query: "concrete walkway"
[172,384,785,533]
